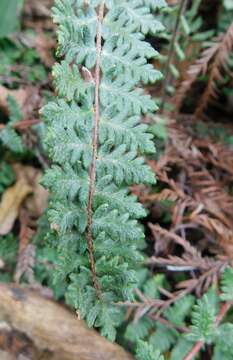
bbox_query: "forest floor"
[0,0,233,359]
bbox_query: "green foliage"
[125,318,154,343]
[220,267,233,302]
[0,234,18,267]
[150,119,167,141]
[187,295,216,344]
[41,0,165,341]
[170,336,194,360]
[0,0,24,38]
[0,162,16,195]
[121,270,233,359]
[149,324,177,353]
[136,340,164,360]
[223,0,233,10]
[0,96,24,153]
[213,323,233,360]
[0,37,47,84]
[165,295,195,327]
[0,127,24,153]
[0,234,18,281]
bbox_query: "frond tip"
[187,295,216,344]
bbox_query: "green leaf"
[125,318,154,342]
[149,324,177,353]
[187,295,216,344]
[171,336,194,360]
[180,15,190,35]
[150,121,167,140]
[7,96,23,124]
[0,162,16,194]
[221,267,233,301]
[213,323,233,360]
[0,127,24,153]
[136,340,164,360]
[0,0,23,38]
[165,295,195,327]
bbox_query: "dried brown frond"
[14,209,36,284]
[147,253,215,272]
[173,41,220,111]
[174,22,233,114]
[128,114,233,324]
[149,223,200,256]
[140,189,179,203]
[144,116,233,259]
[195,22,233,116]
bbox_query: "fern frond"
[187,295,216,344]
[136,340,164,360]
[165,295,195,327]
[220,267,233,301]
[143,0,167,11]
[41,0,164,340]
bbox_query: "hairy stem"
[86,2,105,298]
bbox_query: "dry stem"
[86,2,105,298]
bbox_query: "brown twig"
[0,119,40,130]
[149,260,227,319]
[184,302,231,360]
[149,223,200,256]
[150,314,189,333]
[86,2,105,298]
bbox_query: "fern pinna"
[41,0,165,340]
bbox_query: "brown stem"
[215,302,231,324]
[160,0,187,113]
[150,314,189,333]
[0,119,40,130]
[183,341,204,360]
[86,2,105,298]
[150,261,227,319]
[183,302,231,360]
